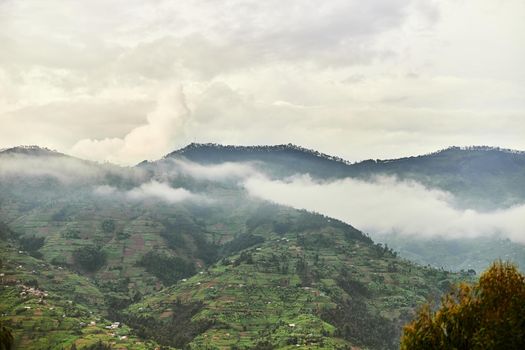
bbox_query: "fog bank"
[244,175,525,244]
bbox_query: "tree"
[19,235,45,251]
[0,321,14,350]
[401,261,525,350]
[72,245,107,272]
[101,219,115,233]
[82,340,112,350]
[138,251,195,285]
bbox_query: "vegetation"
[401,261,525,350]
[122,212,466,349]
[80,340,112,350]
[122,301,214,348]
[19,235,45,257]
[220,233,265,256]
[72,245,107,272]
[138,251,195,285]
[100,219,115,233]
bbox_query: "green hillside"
[122,207,466,349]
[0,147,472,349]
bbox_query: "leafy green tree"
[401,261,525,350]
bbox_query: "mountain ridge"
[168,142,525,165]
[4,143,525,168]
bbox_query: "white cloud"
[0,152,145,183]
[126,180,202,203]
[70,86,190,165]
[244,175,525,244]
[94,180,207,204]
[166,158,257,181]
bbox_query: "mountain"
[0,145,64,157]
[169,143,525,210]
[167,143,525,273]
[0,146,470,349]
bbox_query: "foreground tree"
[401,261,525,350]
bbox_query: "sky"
[1,0,524,165]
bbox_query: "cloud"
[126,181,203,203]
[161,158,257,182]
[94,180,207,204]
[0,151,145,183]
[70,86,190,165]
[244,175,525,244]
[1,0,525,163]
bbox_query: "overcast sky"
[1,0,524,164]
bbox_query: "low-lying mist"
[4,152,524,246]
[152,158,258,182]
[0,153,147,184]
[94,180,209,204]
[244,175,525,244]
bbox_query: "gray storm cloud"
[244,175,525,244]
